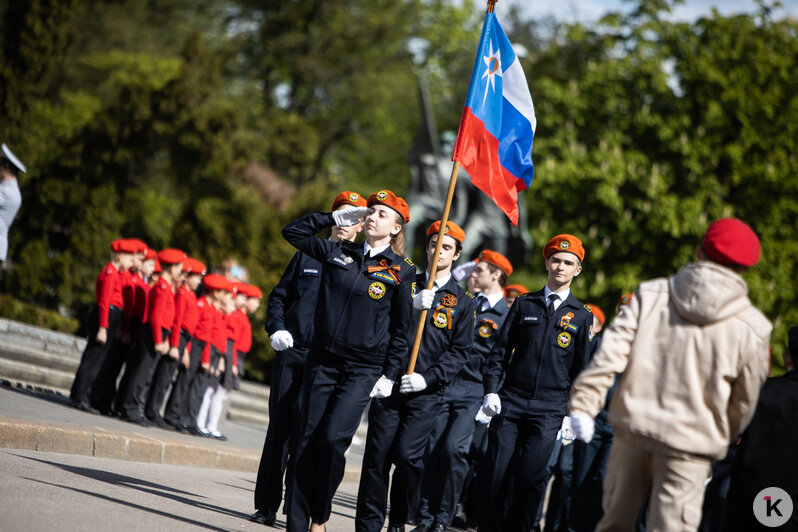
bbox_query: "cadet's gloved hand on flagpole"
[413,289,436,310]
[569,411,595,443]
[369,375,395,398]
[400,373,427,394]
[560,416,576,445]
[452,260,477,282]
[332,207,372,227]
[270,330,294,352]
[475,408,493,424]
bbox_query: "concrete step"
[0,318,86,358]
[0,358,76,391]
[0,342,80,374]
[226,406,268,427]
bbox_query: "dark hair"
[484,262,508,287]
[425,234,463,255]
[0,158,18,177]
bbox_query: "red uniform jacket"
[170,286,199,348]
[95,262,122,328]
[195,296,221,365]
[147,278,175,344]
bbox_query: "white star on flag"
[481,42,502,106]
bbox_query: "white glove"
[332,206,372,227]
[560,416,576,444]
[452,260,477,282]
[369,375,395,398]
[400,373,427,394]
[413,289,435,310]
[570,411,595,443]
[480,393,501,417]
[475,408,493,424]
[270,330,294,351]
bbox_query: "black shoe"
[210,431,228,441]
[451,504,468,528]
[98,406,119,417]
[429,523,446,532]
[249,510,277,526]
[71,401,100,415]
[121,414,152,427]
[187,424,203,436]
[387,525,406,532]
[149,416,171,429]
[173,423,190,434]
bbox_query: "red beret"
[701,218,760,267]
[543,234,585,262]
[110,239,138,254]
[504,284,528,298]
[367,189,410,223]
[153,258,162,273]
[203,273,229,291]
[477,250,513,277]
[144,248,157,260]
[126,239,149,254]
[182,258,207,275]
[426,220,465,243]
[586,303,606,325]
[245,284,263,298]
[618,293,633,306]
[331,190,368,211]
[157,248,186,265]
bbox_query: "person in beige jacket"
[567,218,772,532]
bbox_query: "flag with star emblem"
[452,12,536,225]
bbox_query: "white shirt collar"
[479,290,505,310]
[425,271,452,290]
[364,242,391,257]
[544,285,570,304]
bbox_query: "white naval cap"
[1,143,26,174]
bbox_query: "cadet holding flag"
[282,190,415,532]
[355,220,475,532]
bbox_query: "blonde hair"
[390,213,406,256]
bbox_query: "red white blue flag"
[452,12,536,225]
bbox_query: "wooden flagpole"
[405,0,498,375]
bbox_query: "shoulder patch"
[404,257,414,266]
[465,291,475,299]
[584,304,593,312]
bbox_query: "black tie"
[477,294,488,312]
[548,293,559,318]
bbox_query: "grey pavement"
[0,447,361,531]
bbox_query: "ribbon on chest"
[367,259,402,285]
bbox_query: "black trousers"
[253,347,307,514]
[119,326,170,419]
[186,346,221,426]
[415,385,482,527]
[70,305,122,406]
[145,330,190,420]
[479,405,563,532]
[91,318,140,413]
[285,352,381,532]
[355,390,444,532]
[163,337,206,426]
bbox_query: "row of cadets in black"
[479,236,593,532]
[415,256,512,530]
[355,232,476,532]
[281,203,415,532]
[250,190,367,526]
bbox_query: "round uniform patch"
[433,312,449,328]
[559,240,570,250]
[348,192,359,202]
[557,331,572,348]
[478,324,493,338]
[368,281,386,300]
[441,294,457,307]
[376,191,388,200]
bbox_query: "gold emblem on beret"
[559,240,570,250]
[348,193,359,202]
[368,281,386,300]
[557,331,572,348]
[441,294,457,308]
[377,191,388,200]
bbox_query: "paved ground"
[0,447,361,531]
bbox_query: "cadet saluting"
[478,235,593,532]
[282,190,416,532]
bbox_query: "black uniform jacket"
[410,274,476,392]
[454,295,511,390]
[483,288,592,406]
[265,251,322,349]
[282,212,416,380]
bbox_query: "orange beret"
[542,234,585,261]
[426,220,465,243]
[182,258,207,275]
[618,293,633,306]
[477,250,513,277]
[157,248,187,265]
[504,284,528,298]
[586,303,605,325]
[240,284,263,298]
[367,189,410,223]
[331,190,367,211]
[110,239,138,254]
[203,273,229,291]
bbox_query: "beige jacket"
[568,261,771,459]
